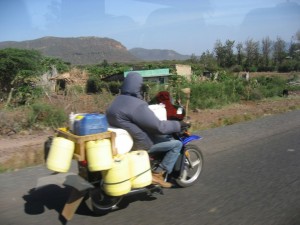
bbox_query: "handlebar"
[172,121,192,139]
[180,121,191,131]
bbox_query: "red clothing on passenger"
[155,91,185,121]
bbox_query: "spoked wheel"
[85,187,123,215]
[175,144,204,187]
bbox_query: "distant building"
[124,68,170,84]
[103,66,194,84]
[47,68,88,93]
[175,64,192,81]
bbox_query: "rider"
[106,72,188,188]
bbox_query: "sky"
[0,0,300,55]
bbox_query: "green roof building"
[124,68,170,84]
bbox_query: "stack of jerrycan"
[46,136,75,172]
[46,113,109,173]
[47,112,152,197]
[73,113,108,136]
[102,150,152,196]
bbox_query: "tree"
[198,50,217,71]
[224,40,236,68]
[261,36,272,69]
[41,57,69,73]
[273,37,286,65]
[244,39,260,70]
[214,39,235,68]
[296,30,300,41]
[101,59,109,67]
[236,42,244,66]
[189,54,198,64]
[214,39,224,67]
[0,48,44,93]
[289,30,300,61]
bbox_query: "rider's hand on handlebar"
[179,121,191,131]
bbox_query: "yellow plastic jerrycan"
[102,154,131,196]
[86,139,113,171]
[46,137,75,172]
[128,150,152,188]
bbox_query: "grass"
[1,95,300,173]
[1,72,300,172]
[190,95,300,131]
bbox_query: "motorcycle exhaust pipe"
[125,185,163,197]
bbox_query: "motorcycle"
[43,124,203,220]
[78,126,204,215]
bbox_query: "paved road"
[1,110,300,225]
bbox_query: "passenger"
[149,91,185,121]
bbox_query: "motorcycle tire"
[85,187,123,216]
[175,144,204,187]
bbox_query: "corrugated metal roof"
[124,68,170,78]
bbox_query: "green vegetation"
[0,48,44,91]
[27,102,67,128]
[1,34,300,172]
[41,57,70,73]
[168,71,295,109]
[0,48,70,107]
[1,30,300,133]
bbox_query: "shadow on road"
[23,185,70,215]
[22,185,92,224]
[22,184,160,223]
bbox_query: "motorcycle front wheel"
[175,144,204,187]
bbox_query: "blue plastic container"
[73,113,108,136]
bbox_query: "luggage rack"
[55,128,117,161]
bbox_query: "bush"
[191,81,232,109]
[86,77,100,93]
[256,76,287,97]
[0,48,44,93]
[13,85,44,106]
[257,66,274,72]
[27,103,67,128]
[242,76,287,100]
[0,108,28,134]
[107,81,121,95]
[230,65,243,72]
[277,60,299,72]
[245,88,264,100]
[67,85,85,95]
[249,66,258,72]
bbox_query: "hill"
[0,36,191,65]
[0,36,139,65]
[129,47,190,61]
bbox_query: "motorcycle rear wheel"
[86,187,123,215]
[175,144,204,187]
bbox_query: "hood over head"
[121,72,143,99]
[156,91,171,103]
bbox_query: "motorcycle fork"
[178,147,192,178]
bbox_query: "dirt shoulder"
[188,94,300,130]
[1,94,300,171]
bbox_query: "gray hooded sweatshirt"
[106,72,181,150]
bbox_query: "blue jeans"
[148,135,183,174]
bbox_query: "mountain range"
[0,36,190,65]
